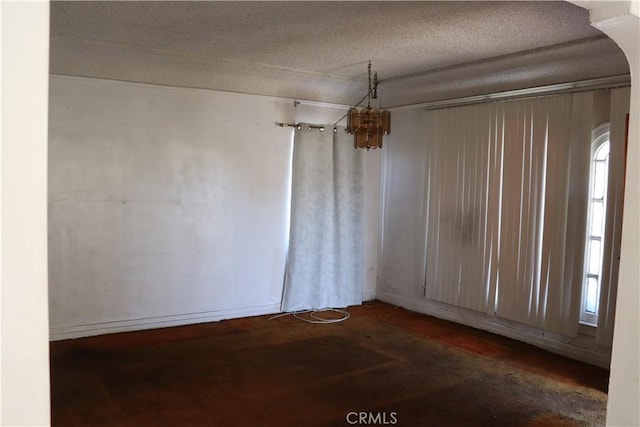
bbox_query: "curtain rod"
[276,122,341,132]
[387,74,631,112]
[293,99,351,109]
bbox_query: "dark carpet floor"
[50,301,608,426]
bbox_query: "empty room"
[1,1,639,426]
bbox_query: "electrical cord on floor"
[268,308,350,324]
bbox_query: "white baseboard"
[49,303,282,341]
[376,292,611,369]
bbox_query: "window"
[580,125,610,326]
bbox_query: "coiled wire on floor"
[268,308,350,324]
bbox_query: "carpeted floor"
[50,301,608,426]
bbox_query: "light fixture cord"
[332,61,377,127]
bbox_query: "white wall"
[590,7,640,427]
[48,76,379,339]
[0,2,51,426]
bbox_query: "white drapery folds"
[422,90,627,338]
[282,125,365,312]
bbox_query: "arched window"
[580,125,610,326]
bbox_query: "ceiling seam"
[48,73,357,107]
[51,35,367,84]
[379,35,611,85]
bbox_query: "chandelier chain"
[367,61,372,109]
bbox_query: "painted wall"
[0,2,51,425]
[48,76,379,339]
[590,8,640,427]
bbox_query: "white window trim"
[580,124,610,326]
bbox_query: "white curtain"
[282,125,364,312]
[423,92,601,336]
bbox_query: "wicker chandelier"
[346,62,391,149]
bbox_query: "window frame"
[580,124,610,326]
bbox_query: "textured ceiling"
[50,1,630,107]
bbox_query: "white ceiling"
[50,1,630,107]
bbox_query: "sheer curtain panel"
[282,125,365,312]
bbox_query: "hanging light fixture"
[346,62,391,149]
